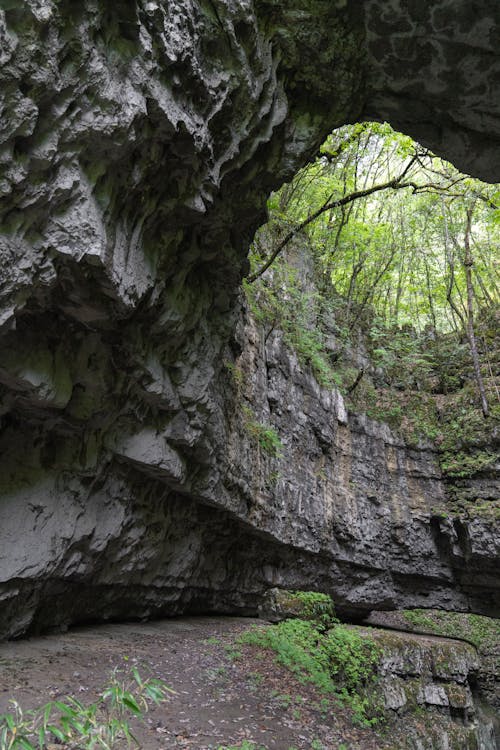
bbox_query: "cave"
[0,0,499,643]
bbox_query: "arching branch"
[246,155,420,283]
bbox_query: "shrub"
[288,591,338,631]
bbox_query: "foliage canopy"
[244,122,499,435]
[249,121,499,334]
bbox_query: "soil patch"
[0,616,398,749]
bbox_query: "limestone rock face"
[0,1,499,638]
[221,311,499,620]
[357,627,498,750]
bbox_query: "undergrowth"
[239,618,381,727]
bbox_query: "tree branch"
[247,155,420,283]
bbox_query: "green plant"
[289,591,338,631]
[242,406,283,457]
[224,361,246,390]
[239,619,382,726]
[285,323,339,390]
[439,449,497,478]
[430,509,448,520]
[224,645,242,660]
[322,628,380,725]
[365,399,403,430]
[402,609,500,652]
[0,668,172,750]
[318,697,330,715]
[240,619,333,692]
[204,636,221,645]
[274,693,293,709]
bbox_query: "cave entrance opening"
[241,121,499,434]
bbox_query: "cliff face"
[0,1,499,638]
[221,311,500,619]
[1,299,498,639]
[365,628,498,750]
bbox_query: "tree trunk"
[463,204,489,418]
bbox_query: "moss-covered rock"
[258,588,337,628]
[350,626,496,750]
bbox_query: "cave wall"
[220,308,500,619]
[0,0,499,638]
[363,0,500,181]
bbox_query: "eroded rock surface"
[0,1,499,638]
[363,0,500,181]
[221,310,499,620]
[357,627,498,750]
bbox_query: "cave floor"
[0,616,404,749]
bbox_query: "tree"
[245,122,500,417]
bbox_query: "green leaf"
[42,704,53,727]
[46,724,66,741]
[131,667,143,687]
[17,739,36,750]
[3,714,15,731]
[38,727,46,750]
[121,696,142,716]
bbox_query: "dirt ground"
[0,616,399,750]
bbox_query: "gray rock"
[0,0,498,644]
[423,684,449,707]
[355,627,494,749]
[383,679,408,710]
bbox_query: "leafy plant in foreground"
[0,668,173,750]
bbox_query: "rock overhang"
[0,0,498,639]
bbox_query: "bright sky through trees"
[246,122,499,419]
[249,122,499,334]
